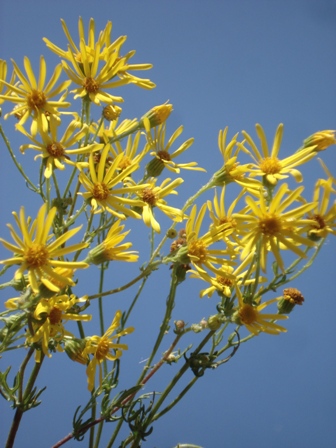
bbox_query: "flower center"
[96,336,109,361]
[311,214,326,230]
[259,157,282,174]
[24,243,49,268]
[92,182,110,200]
[157,150,171,162]
[27,89,47,111]
[239,303,257,324]
[258,214,282,235]
[118,156,132,170]
[283,287,304,305]
[84,77,99,94]
[46,142,65,158]
[188,240,207,262]
[142,188,157,206]
[216,275,234,288]
[49,306,62,325]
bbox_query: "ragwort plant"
[0,17,335,448]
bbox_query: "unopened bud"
[303,130,336,151]
[140,103,173,130]
[64,338,88,365]
[207,314,222,330]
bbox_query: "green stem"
[0,124,38,193]
[5,352,44,448]
[137,265,179,383]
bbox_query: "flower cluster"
[0,16,335,448]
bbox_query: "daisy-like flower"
[303,130,336,151]
[233,286,288,335]
[213,127,262,192]
[44,17,155,91]
[27,294,91,361]
[43,17,113,63]
[61,39,126,106]
[239,123,317,185]
[145,123,206,176]
[85,219,138,264]
[0,56,71,135]
[207,187,249,246]
[181,204,235,275]
[107,131,151,170]
[129,177,185,233]
[189,254,257,299]
[46,17,155,105]
[306,178,336,240]
[234,183,317,272]
[78,145,146,219]
[81,310,134,391]
[0,203,89,293]
[17,119,103,178]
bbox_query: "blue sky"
[1,1,335,447]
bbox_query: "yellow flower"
[0,204,89,292]
[306,178,336,240]
[17,119,103,178]
[78,145,146,219]
[213,127,261,191]
[303,130,336,151]
[43,17,112,63]
[234,286,288,335]
[45,17,155,105]
[207,187,249,246]
[131,177,185,233]
[28,294,91,361]
[145,123,206,176]
[82,310,134,391]
[184,204,234,275]
[0,59,15,104]
[240,123,316,185]
[235,183,317,272]
[107,131,151,169]
[85,219,138,264]
[0,56,71,135]
[44,17,155,91]
[189,255,257,299]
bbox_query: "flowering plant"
[0,17,335,448]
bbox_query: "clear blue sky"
[1,1,335,447]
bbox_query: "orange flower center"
[24,243,49,268]
[188,240,207,263]
[258,215,282,235]
[92,182,110,200]
[157,150,171,162]
[84,77,99,94]
[216,275,233,288]
[47,142,65,158]
[259,157,282,174]
[27,89,46,111]
[239,303,257,324]
[118,156,132,170]
[142,188,157,206]
[49,306,62,325]
[96,336,109,361]
[311,214,326,230]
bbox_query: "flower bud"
[140,103,173,130]
[303,130,336,151]
[102,104,122,121]
[64,338,88,365]
[207,314,222,330]
[277,288,304,314]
